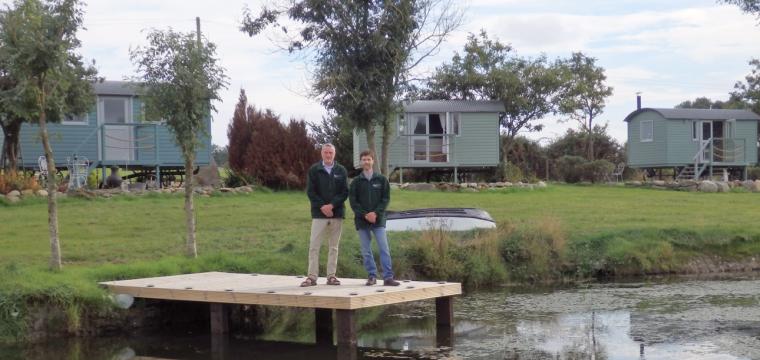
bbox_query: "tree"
[0,0,97,270]
[211,144,228,167]
[719,0,760,18]
[547,125,624,165]
[308,115,354,169]
[242,0,462,174]
[558,52,613,161]
[675,96,747,110]
[732,59,760,114]
[425,31,566,170]
[131,29,228,258]
[227,91,319,189]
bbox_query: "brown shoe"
[300,276,317,287]
[326,276,341,285]
[365,276,376,286]
[383,278,400,286]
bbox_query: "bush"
[223,170,255,188]
[227,90,320,190]
[0,171,41,194]
[580,160,615,183]
[747,166,760,181]
[556,155,587,183]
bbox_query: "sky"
[11,0,760,147]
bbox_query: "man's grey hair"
[321,143,336,150]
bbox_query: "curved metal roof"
[403,100,505,113]
[624,108,760,122]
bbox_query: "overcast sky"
[13,0,760,146]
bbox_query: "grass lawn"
[1,184,760,340]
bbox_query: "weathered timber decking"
[99,271,462,310]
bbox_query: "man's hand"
[320,204,334,217]
[365,212,377,224]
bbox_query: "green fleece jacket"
[349,172,390,229]
[306,161,349,219]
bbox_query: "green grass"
[1,184,760,340]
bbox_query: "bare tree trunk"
[380,114,392,175]
[184,156,197,258]
[365,125,378,173]
[38,94,61,271]
[1,119,22,171]
[587,111,594,161]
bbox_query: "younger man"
[349,150,400,286]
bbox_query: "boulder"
[194,158,221,187]
[652,180,666,186]
[36,189,48,197]
[7,190,20,197]
[21,189,35,197]
[626,181,642,186]
[503,182,513,187]
[536,181,547,188]
[406,183,436,192]
[698,181,718,193]
[461,187,478,193]
[220,187,234,193]
[715,181,730,193]
[5,195,20,203]
[741,180,759,192]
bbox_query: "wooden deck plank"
[100,272,462,310]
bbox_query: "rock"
[220,187,234,193]
[698,181,718,193]
[406,183,436,192]
[5,195,20,203]
[503,182,513,187]
[493,182,506,188]
[194,158,221,187]
[741,180,759,192]
[627,181,642,186]
[21,189,35,197]
[715,181,730,193]
[536,181,547,188]
[467,182,478,188]
[461,187,478,193]
[7,190,20,197]
[390,183,400,190]
[653,180,666,186]
[36,190,48,197]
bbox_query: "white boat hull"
[386,216,496,232]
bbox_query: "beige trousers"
[307,218,343,279]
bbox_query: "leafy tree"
[308,114,353,169]
[0,0,97,270]
[227,89,255,177]
[675,96,747,109]
[719,0,760,18]
[547,125,624,165]
[242,0,461,174]
[558,52,614,161]
[425,31,566,169]
[131,29,228,258]
[732,59,760,114]
[211,144,228,167]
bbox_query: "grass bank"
[1,185,760,341]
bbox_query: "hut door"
[99,97,133,162]
[699,120,712,162]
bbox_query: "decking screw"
[185,286,193,290]
[304,292,312,295]
[437,281,446,284]
[376,289,385,293]
[146,284,154,287]
[225,289,233,292]
[349,292,358,296]
[296,276,304,279]
[403,280,411,283]
[267,290,276,294]
[406,286,415,289]
[251,273,259,276]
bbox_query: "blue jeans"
[357,226,394,280]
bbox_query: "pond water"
[2,275,759,359]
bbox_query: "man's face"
[321,146,335,164]
[360,155,374,171]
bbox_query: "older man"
[301,143,349,287]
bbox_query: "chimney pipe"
[636,92,642,110]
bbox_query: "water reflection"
[2,276,759,359]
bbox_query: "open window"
[408,113,450,163]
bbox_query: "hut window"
[692,121,698,141]
[640,120,653,142]
[62,113,88,125]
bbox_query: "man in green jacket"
[301,143,349,287]
[349,149,400,286]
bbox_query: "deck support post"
[435,296,454,347]
[210,303,229,335]
[315,308,334,345]
[453,167,458,184]
[156,165,161,189]
[399,167,403,184]
[335,309,357,350]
